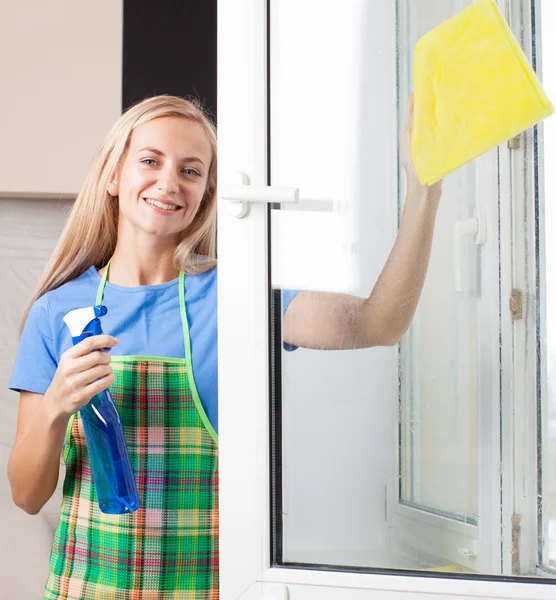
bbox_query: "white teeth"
[145,198,179,211]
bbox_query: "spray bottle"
[63,305,140,514]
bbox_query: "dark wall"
[122,0,217,121]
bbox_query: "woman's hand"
[44,335,119,421]
[400,92,443,193]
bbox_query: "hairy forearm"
[8,399,68,515]
[363,176,442,344]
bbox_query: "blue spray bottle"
[63,305,140,514]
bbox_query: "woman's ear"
[107,173,119,197]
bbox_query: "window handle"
[221,171,299,218]
[454,206,487,292]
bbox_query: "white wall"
[0,1,122,596]
[0,198,73,597]
[0,0,122,196]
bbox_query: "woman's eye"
[183,168,202,177]
[141,158,157,166]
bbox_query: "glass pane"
[270,0,401,570]
[398,0,479,526]
[399,162,479,524]
[269,0,555,579]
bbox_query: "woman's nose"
[156,169,179,195]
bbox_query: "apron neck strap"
[96,258,111,306]
[178,270,192,362]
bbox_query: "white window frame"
[217,0,555,596]
[534,0,554,573]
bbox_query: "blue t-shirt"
[9,266,299,433]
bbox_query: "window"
[218,0,556,596]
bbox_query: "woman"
[8,93,441,598]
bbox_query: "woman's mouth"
[143,197,183,213]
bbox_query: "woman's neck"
[102,246,180,287]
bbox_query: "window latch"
[221,171,299,218]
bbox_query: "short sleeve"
[9,296,58,395]
[281,289,301,352]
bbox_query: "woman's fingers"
[83,373,117,399]
[45,336,119,418]
[68,335,118,359]
[75,350,112,372]
[77,363,114,388]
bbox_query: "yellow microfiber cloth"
[412,0,553,185]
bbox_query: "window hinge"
[512,513,521,574]
[508,134,521,150]
[510,289,523,321]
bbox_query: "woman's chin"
[134,223,183,241]
[118,214,187,242]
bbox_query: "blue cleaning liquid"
[80,389,140,514]
[65,305,140,514]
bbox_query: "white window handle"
[220,171,299,218]
[454,206,487,292]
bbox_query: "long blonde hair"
[22,95,217,328]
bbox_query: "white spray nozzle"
[63,306,107,337]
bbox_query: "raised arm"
[282,93,442,350]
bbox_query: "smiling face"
[108,116,213,245]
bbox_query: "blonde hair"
[22,95,217,328]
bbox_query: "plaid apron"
[44,267,219,599]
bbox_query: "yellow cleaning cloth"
[412,0,553,185]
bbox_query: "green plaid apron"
[44,266,219,599]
